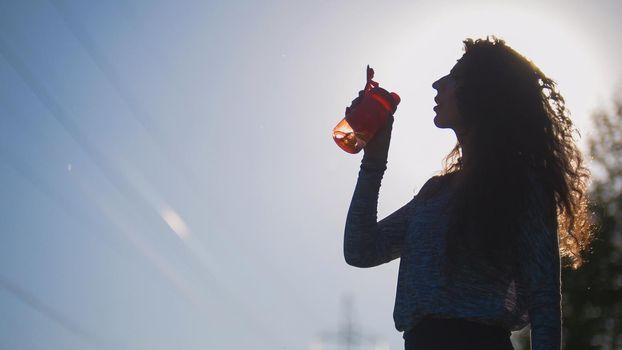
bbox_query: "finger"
[384,115,394,130]
[388,114,395,126]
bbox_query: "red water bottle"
[333,65,400,154]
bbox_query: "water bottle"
[332,65,400,154]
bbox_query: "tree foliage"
[561,91,622,350]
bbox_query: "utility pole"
[315,294,386,350]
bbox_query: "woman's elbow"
[343,250,377,268]
[344,254,363,267]
[344,232,381,267]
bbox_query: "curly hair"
[439,36,594,271]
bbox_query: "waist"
[405,316,511,339]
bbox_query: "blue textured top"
[343,165,561,350]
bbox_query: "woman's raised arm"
[343,164,417,268]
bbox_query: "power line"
[0,276,107,349]
[0,4,322,345]
[48,0,326,330]
[0,23,290,348]
[49,0,201,189]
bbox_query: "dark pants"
[403,317,514,350]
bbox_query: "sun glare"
[161,207,190,239]
[384,3,608,158]
[358,3,613,198]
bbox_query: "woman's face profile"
[432,64,465,134]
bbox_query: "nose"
[432,75,447,90]
[432,78,439,90]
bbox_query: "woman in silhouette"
[343,36,593,350]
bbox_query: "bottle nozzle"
[390,92,401,106]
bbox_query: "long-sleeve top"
[343,165,562,350]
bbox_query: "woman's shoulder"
[418,174,443,191]
[416,172,456,199]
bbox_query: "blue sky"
[1,0,621,349]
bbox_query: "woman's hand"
[362,114,394,168]
[345,90,366,116]
[345,89,395,169]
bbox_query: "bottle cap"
[369,87,400,114]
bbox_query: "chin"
[434,116,450,129]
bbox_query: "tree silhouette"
[512,90,622,350]
[561,90,622,350]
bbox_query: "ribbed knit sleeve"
[343,164,417,268]
[518,179,562,350]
